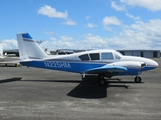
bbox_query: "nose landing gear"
[134,76,142,83]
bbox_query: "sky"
[0,0,161,50]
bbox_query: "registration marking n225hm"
[44,61,71,68]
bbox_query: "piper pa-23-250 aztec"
[17,33,158,85]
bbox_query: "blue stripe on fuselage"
[20,60,105,73]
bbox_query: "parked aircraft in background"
[17,33,158,85]
[0,42,4,60]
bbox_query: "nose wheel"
[134,76,142,83]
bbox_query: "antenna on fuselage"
[81,45,87,52]
[61,49,67,55]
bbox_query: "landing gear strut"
[98,74,106,86]
[134,76,142,83]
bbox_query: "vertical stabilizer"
[17,33,47,60]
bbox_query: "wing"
[85,65,127,74]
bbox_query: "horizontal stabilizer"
[20,59,33,62]
[86,65,127,74]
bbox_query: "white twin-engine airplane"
[17,33,158,85]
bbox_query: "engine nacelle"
[108,61,146,70]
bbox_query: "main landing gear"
[98,74,106,86]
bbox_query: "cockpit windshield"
[114,51,122,59]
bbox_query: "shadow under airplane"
[0,77,22,84]
[67,75,131,99]
[21,75,140,99]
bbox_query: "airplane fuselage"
[20,49,158,77]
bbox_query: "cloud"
[86,16,90,20]
[102,16,121,26]
[62,19,76,25]
[3,18,159,51]
[44,31,55,35]
[112,19,161,49]
[50,37,56,41]
[40,19,161,50]
[1,39,17,50]
[111,1,126,11]
[130,19,161,37]
[41,39,75,50]
[60,36,73,41]
[40,34,109,50]
[102,16,122,31]
[126,13,140,21]
[80,34,108,49]
[38,5,76,25]
[121,0,161,11]
[38,5,68,19]
[85,23,98,28]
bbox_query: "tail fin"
[17,33,47,60]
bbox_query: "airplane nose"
[141,59,159,71]
[148,59,158,68]
[153,60,159,67]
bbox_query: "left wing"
[85,65,127,74]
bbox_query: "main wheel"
[99,79,106,86]
[134,76,142,83]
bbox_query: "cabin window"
[89,53,100,60]
[79,54,90,61]
[101,53,114,60]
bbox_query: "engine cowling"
[108,61,145,70]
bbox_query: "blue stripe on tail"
[22,33,32,39]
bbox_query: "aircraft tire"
[99,79,106,86]
[134,76,142,83]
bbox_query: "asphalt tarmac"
[0,59,161,120]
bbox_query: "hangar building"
[118,50,160,58]
[53,49,160,58]
[2,48,161,58]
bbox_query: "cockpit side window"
[114,53,121,59]
[79,54,90,61]
[101,52,114,60]
[89,53,100,60]
[114,51,122,59]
